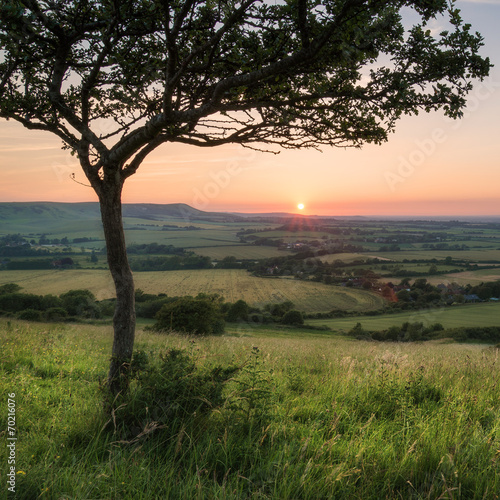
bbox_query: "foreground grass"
[1,319,499,499]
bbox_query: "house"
[464,294,481,303]
[52,257,74,269]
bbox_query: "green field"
[0,269,385,313]
[362,249,500,263]
[308,302,500,331]
[191,245,288,259]
[245,230,332,240]
[2,318,499,498]
[426,268,500,285]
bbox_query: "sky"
[1,0,499,217]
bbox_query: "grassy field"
[362,250,500,263]
[426,269,500,286]
[191,245,288,260]
[0,269,385,313]
[319,252,390,263]
[307,302,500,331]
[381,268,500,287]
[1,318,499,499]
[245,230,332,240]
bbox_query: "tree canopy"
[0,0,490,192]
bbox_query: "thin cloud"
[0,144,60,153]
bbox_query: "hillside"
[0,202,248,232]
[0,268,386,313]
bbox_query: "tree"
[281,309,304,326]
[0,0,490,396]
[226,299,250,322]
[154,295,225,335]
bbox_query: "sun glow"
[297,203,305,210]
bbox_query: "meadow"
[1,318,499,499]
[307,302,500,332]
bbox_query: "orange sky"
[1,1,499,217]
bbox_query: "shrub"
[60,289,100,318]
[17,309,43,321]
[349,322,366,336]
[136,297,176,319]
[226,299,250,322]
[0,293,44,313]
[44,307,68,321]
[154,295,225,335]
[281,309,304,325]
[264,300,294,319]
[114,348,239,437]
[98,299,116,317]
[0,283,22,295]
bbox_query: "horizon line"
[1,200,500,219]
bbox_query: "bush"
[0,283,22,295]
[114,348,239,437]
[281,309,304,325]
[154,295,225,335]
[0,293,44,313]
[98,299,116,317]
[264,300,294,319]
[349,322,366,337]
[226,299,250,322]
[44,307,68,321]
[136,297,176,319]
[60,289,100,318]
[17,309,43,321]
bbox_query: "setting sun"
[297,203,305,210]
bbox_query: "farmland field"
[307,302,500,331]
[426,268,500,285]
[191,245,288,259]
[0,269,386,312]
[361,249,500,262]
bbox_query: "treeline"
[0,284,102,321]
[470,280,500,301]
[137,291,305,333]
[126,243,186,255]
[129,255,212,271]
[1,259,58,270]
[0,284,305,331]
[0,234,49,257]
[349,320,500,344]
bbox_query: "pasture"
[362,249,500,263]
[1,318,499,498]
[425,268,500,286]
[191,245,287,260]
[0,269,385,313]
[307,302,500,331]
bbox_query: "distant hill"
[0,202,247,234]
[121,203,245,222]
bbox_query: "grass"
[191,245,289,259]
[363,250,500,263]
[425,269,500,286]
[0,269,385,313]
[1,318,499,499]
[307,302,500,331]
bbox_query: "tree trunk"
[98,180,136,397]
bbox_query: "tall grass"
[1,318,499,499]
